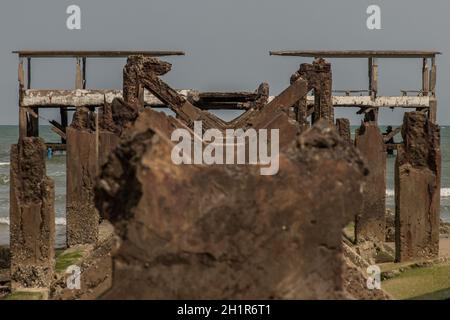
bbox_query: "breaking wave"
[0,217,66,226]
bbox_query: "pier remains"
[271,50,441,261]
[395,112,441,262]
[5,49,441,299]
[10,138,55,290]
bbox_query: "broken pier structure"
[9,49,442,293]
[271,50,441,262]
[12,50,188,289]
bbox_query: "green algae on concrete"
[4,290,47,300]
[55,250,83,273]
[344,222,355,243]
[382,262,450,300]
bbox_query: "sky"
[0,0,448,125]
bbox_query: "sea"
[0,125,449,247]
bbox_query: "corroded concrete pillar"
[355,122,386,244]
[10,138,55,289]
[395,112,440,262]
[292,58,333,125]
[66,108,99,246]
[123,55,172,108]
[96,111,367,299]
[336,118,352,144]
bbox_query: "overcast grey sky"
[0,0,448,125]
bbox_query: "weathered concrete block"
[66,127,99,246]
[292,58,333,124]
[395,112,441,262]
[336,118,352,144]
[355,122,386,244]
[95,111,367,299]
[10,138,55,289]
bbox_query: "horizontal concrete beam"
[330,96,430,108]
[21,89,430,109]
[22,89,192,108]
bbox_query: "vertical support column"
[66,124,99,246]
[75,57,83,90]
[395,112,440,262]
[367,57,379,122]
[422,58,429,97]
[26,57,39,137]
[355,122,386,245]
[60,108,68,144]
[66,107,99,246]
[290,71,309,130]
[297,58,333,125]
[10,138,55,290]
[18,59,27,140]
[368,57,378,99]
[335,118,352,144]
[82,57,87,89]
[27,57,31,90]
[429,57,437,123]
[95,110,99,171]
[315,58,333,124]
[430,57,437,97]
[123,55,143,108]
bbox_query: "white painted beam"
[22,89,430,109]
